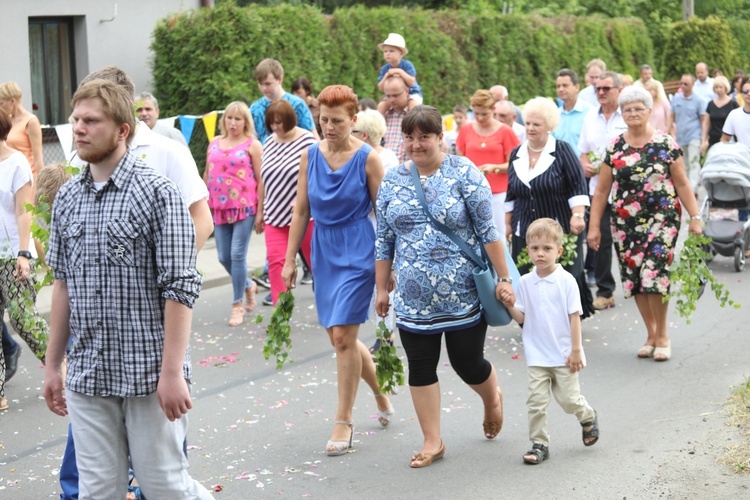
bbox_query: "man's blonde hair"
[526,218,564,246]
[71,79,136,144]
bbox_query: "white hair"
[355,109,387,146]
[619,85,653,110]
[522,97,560,131]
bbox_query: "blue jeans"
[214,215,255,303]
[2,320,19,359]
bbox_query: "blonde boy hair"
[526,218,564,247]
[35,163,72,206]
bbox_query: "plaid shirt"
[47,151,202,398]
[384,107,408,164]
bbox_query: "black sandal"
[581,410,599,447]
[522,443,549,465]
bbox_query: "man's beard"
[77,131,119,164]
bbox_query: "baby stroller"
[700,142,750,271]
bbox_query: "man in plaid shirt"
[43,80,213,499]
[382,76,410,163]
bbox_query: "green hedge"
[727,19,750,74]
[661,16,741,80]
[151,3,653,117]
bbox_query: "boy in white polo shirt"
[500,218,599,465]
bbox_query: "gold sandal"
[228,303,244,327]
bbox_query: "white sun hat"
[378,33,408,55]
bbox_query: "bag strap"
[409,160,489,271]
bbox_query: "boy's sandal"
[581,410,599,446]
[522,443,549,465]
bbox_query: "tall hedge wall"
[661,16,741,80]
[151,3,653,116]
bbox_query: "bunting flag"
[54,123,73,158]
[178,116,197,144]
[156,117,178,129]
[203,111,218,142]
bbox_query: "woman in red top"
[456,89,520,238]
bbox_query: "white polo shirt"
[514,265,584,368]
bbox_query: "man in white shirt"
[722,78,750,145]
[135,92,188,146]
[578,59,607,108]
[693,62,716,101]
[578,71,627,311]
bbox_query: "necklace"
[528,143,545,153]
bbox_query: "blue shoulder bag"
[409,160,519,326]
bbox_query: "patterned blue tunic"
[375,155,501,333]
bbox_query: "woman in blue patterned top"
[375,106,514,468]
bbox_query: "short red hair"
[317,85,359,118]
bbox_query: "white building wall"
[1,0,201,122]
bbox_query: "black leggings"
[399,319,492,387]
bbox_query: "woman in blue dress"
[283,85,394,456]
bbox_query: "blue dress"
[307,142,375,328]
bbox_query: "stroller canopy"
[701,142,750,204]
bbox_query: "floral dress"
[604,131,682,298]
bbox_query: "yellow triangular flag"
[203,111,218,142]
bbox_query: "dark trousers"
[399,318,492,387]
[585,205,616,299]
[2,320,19,359]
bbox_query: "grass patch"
[719,379,750,473]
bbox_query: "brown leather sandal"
[483,387,504,439]
[410,441,445,468]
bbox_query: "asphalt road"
[2,252,750,499]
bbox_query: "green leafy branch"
[374,320,405,395]
[666,233,740,323]
[262,290,295,370]
[515,232,579,268]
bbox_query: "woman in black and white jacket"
[505,97,594,318]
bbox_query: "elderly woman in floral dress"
[588,86,702,362]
